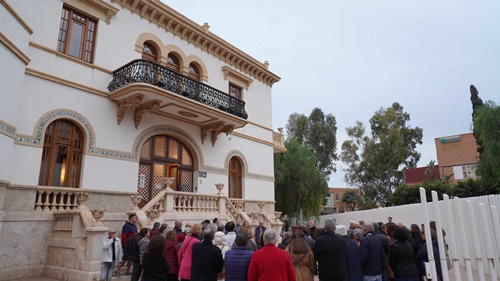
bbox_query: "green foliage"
[450,178,498,198]
[286,108,338,177]
[474,101,500,189]
[342,190,360,211]
[391,181,451,206]
[392,178,498,206]
[470,85,484,154]
[340,102,423,206]
[274,139,329,219]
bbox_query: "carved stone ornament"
[257,202,265,211]
[116,94,144,125]
[215,183,224,195]
[163,177,175,190]
[145,209,160,222]
[249,211,259,223]
[234,201,244,211]
[201,121,224,146]
[91,208,106,226]
[274,211,282,221]
[134,99,162,129]
[76,192,90,207]
[130,195,142,210]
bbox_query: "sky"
[166,0,500,187]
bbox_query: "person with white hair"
[248,229,296,281]
[335,225,347,237]
[313,218,347,280]
[190,225,223,281]
[214,231,229,281]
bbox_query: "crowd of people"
[100,215,449,281]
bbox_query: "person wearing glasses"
[101,228,122,281]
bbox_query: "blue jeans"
[100,261,116,281]
[364,275,383,281]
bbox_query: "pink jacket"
[177,235,200,280]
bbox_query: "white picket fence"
[320,189,500,281]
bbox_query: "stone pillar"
[82,226,107,272]
[164,189,174,213]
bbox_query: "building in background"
[0,0,284,279]
[403,165,441,186]
[322,187,360,214]
[403,132,479,185]
[435,133,479,183]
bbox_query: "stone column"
[81,226,108,272]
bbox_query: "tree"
[286,108,338,177]
[473,101,500,189]
[342,190,360,211]
[470,85,484,154]
[274,138,328,220]
[424,160,436,181]
[340,102,423,206]
[392,181,451,206]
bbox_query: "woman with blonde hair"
[178,223,201,281]
[285,229,316,281]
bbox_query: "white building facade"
[0,0,284,279]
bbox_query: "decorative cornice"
[0,0,33,34]
[63,0,119,25]
[0,33,30,65]
[0,119,16,138]
[110,0,280,87]
[222,66,253,90]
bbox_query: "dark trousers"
[131,261,143,281]
[166,274,178,281]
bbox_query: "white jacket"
[102,236,122,262]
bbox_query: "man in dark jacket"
[190,224,223,281]
[360,221,386,281]
[225,231,254,281]
[116,214,137,275]
[313,218,347,281]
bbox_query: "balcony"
[272,127,286,153]
[107,60,248,145]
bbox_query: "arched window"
[39,120,84,188]
[138,135,194,205]
[167,54,180,72]
[142,42,158,62]
[228,157,243,198]
[188,63,200,81]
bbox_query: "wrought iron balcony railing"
[107,59,248,119]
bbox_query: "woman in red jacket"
[163,230,180,281]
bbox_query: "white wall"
[7,0,277,202]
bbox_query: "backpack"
[125,234,140,262]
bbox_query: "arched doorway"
[38,119,84,188]
[137,135,194,205]
[228,157,243,198]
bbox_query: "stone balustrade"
[34,187,90,211]
[52,212,74,235]
[173,193,219,213]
